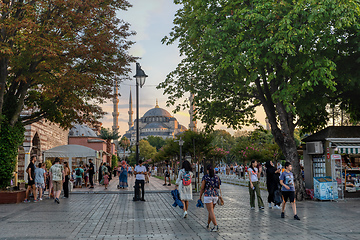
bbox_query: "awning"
[334,143,360,154]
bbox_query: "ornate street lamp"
[134,63,148,165]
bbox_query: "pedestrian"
[199,164,221,232]
[103,172,109,189]
[63,162,70,198]
[49,157,65,204]
[98,164,103,185]
[175,160,193,218]
[128,165,133,176]
[134,160,147,201]
[88,159,95,188]
[106,163,112,181]
[34,162,46,201]
[24,156,37,203]
[74,165,84,188]
[118,161,128,189]
[163,160,171,186]
[84,164,89,188]
[248,160,264,210]
[100,162,108,185]
[265,161,281,209]
[280,162,300,220]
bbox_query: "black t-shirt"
[27,162,35,181]
[89,163,94,174]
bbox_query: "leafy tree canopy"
[0,0,135,130]
[145,136,166,151]
[159,0,360,200]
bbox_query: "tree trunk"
[260,88,306,200]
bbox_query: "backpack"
[76,168,81,176]
[182,171,192,186]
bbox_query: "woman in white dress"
[175,160,193,218]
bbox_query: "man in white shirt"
[134,160,147,201]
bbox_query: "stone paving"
[0,176,359,240]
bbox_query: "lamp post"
[179,137,184,168]
[134,63,148,165]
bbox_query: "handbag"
[217,189,224,206]
[274,189,282,205]
[217,196,224,206]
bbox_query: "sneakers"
[183,211,188,218]
[206,224,210,230]
[294,215,300,220]
[141,199,146,202]
[39,198,43,201]
[259,206,264,210]
[211,225,218,232]
[34,199,39,203]
[163,183,167,186]
[281,212,285,218]
[23,199,30,203]
[250,207,255,210]
[55,198,60,204]
[274,205,281,209]
[168,184,171,186]
[268,203,272,209]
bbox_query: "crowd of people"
[170,159,300,233]
[23,157,151,203]
[24,155,300,233]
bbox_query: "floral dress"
[202,174,221,197]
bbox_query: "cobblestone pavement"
[1,177,359,240]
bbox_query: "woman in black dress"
[265,161,281,209]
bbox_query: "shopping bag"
[217,196,224,206]
[274,190,282,205]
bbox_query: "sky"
[100,0,266,136]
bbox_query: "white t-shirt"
[248,167,259,182]
[135,165,147,180]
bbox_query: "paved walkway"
[0,177,359,240]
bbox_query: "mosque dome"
[143,107,172,118]
[68,124,98,137]
[142,100,172,119]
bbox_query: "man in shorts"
[280,162,300,220]
[49,158,65,204]
[24,156,37,203]
[35,163,46,201]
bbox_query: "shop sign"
[331,154,341,160]
[327,147,330,160]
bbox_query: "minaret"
[128,88,134,129]
[112,81,119,133]
[155,99,159,108]
[189,93,197,131]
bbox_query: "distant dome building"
[123,98,187,143]
[69,124,98,137]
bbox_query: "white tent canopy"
[43,144,99,170]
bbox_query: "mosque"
[121,90,197,144]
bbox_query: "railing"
[198,173,267,189]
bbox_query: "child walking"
[103,173,109,189]
[279,162,300,220]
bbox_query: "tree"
[119,137,131,159]
[145,136,166,151]
[99,128,120,165]
[0,1,135,188]
[159,0,360,200]
[129,140,157,165]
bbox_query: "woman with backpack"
[175,160,193,218]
